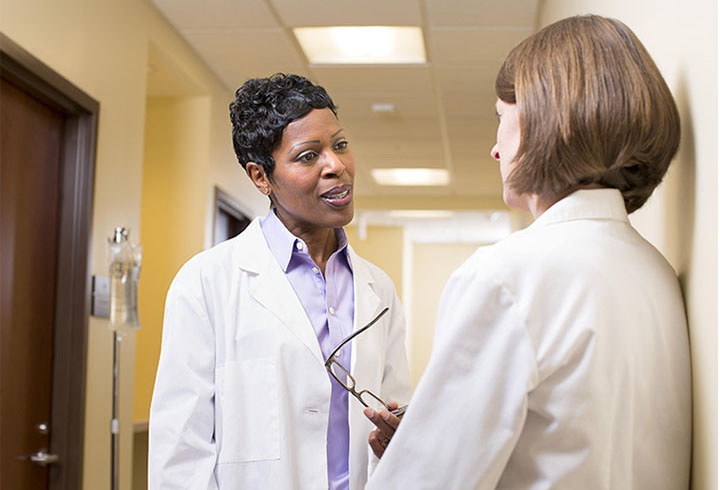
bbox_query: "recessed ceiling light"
[293,26,426,65]
[371,168,450,186]
[371,103,396,113]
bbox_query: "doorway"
[213,186,252,245]
[0,33,98,489]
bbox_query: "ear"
[246,162,272,196]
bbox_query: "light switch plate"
[91,275,110,318]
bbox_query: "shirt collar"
[260,210,351,272]
[530,188,629,229]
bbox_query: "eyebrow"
[288,128,345,153]
[290,140,320,152]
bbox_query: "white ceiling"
[148,0,539,209]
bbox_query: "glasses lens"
[358,390,389,412]
[329,361,354,390]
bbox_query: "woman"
[365,15,690,489]
[149,73,411,489]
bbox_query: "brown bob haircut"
[495,15,680,213]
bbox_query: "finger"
[368,429,386,458]
[365,409,400,443]
[364,408,397,440]
[380,410,401,430]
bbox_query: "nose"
[490,145,500,161]
[322,151,347,177]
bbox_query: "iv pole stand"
[111,330,121,490]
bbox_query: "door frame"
[1,33,98,489]
[213,185,253,245]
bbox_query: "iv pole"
[108,227,142,490]
[111,328,121,490]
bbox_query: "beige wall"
[537,2,717,488]
[408,242,482,386]
[136,96,210,421]
[0,1,265,488]
[346,225,405,300]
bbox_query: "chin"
[335,207,354,227]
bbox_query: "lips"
[320,184,353,207]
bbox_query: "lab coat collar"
[347,247,382,334]
[531,188,629,229]
[259,210,352,273]
[234,219,325,363]
[232,221,383,365]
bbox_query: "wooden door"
[1,77,64,488]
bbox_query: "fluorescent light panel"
[294,26,426,64]
[371,168,450,186]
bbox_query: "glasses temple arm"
[325,307,390,364]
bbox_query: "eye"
[297,151,318,163]
[334,140,348,151]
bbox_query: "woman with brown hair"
[364,15,691,489]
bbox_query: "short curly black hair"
[229,73,337,180]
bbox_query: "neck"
[275,212,338,273]
[527,194,556,219]
[302,228,338,273]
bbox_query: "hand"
[364,401,402,459]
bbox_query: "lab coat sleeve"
[367,262,539,490]
[148,281,219,490]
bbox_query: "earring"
[262,187,270,195]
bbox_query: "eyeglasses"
[324,307,407,418]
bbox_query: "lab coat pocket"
[218,358,280,463]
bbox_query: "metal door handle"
[30,449,59,466]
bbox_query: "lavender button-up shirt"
[260,210,354,490]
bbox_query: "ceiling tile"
[269,0,422,26]
[331,93,439,119]
[183,29,309,90]
[312,65,434,95]
[434,62,498,96]
[446,120,497,161]
[442,92,497,121]
[452,161,503,196]
[150,0,279,29]
[426,0,538,27]
[429,27,533,65]
[350,137,445,163]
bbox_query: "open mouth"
[320,185,353,207]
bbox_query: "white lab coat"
[148,219,411,490]
[367,189,691,490]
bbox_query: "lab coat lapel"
[235,220,324,364]
[347,249,384,489]
[348,250,382,372]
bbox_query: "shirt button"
[329,306,336,315]
[296,242,304,251]
[312,267,319,274]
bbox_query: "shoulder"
[347,248,399,297]
[168,222,262,300]
[348,248,393,282]
[448,229,532,285]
